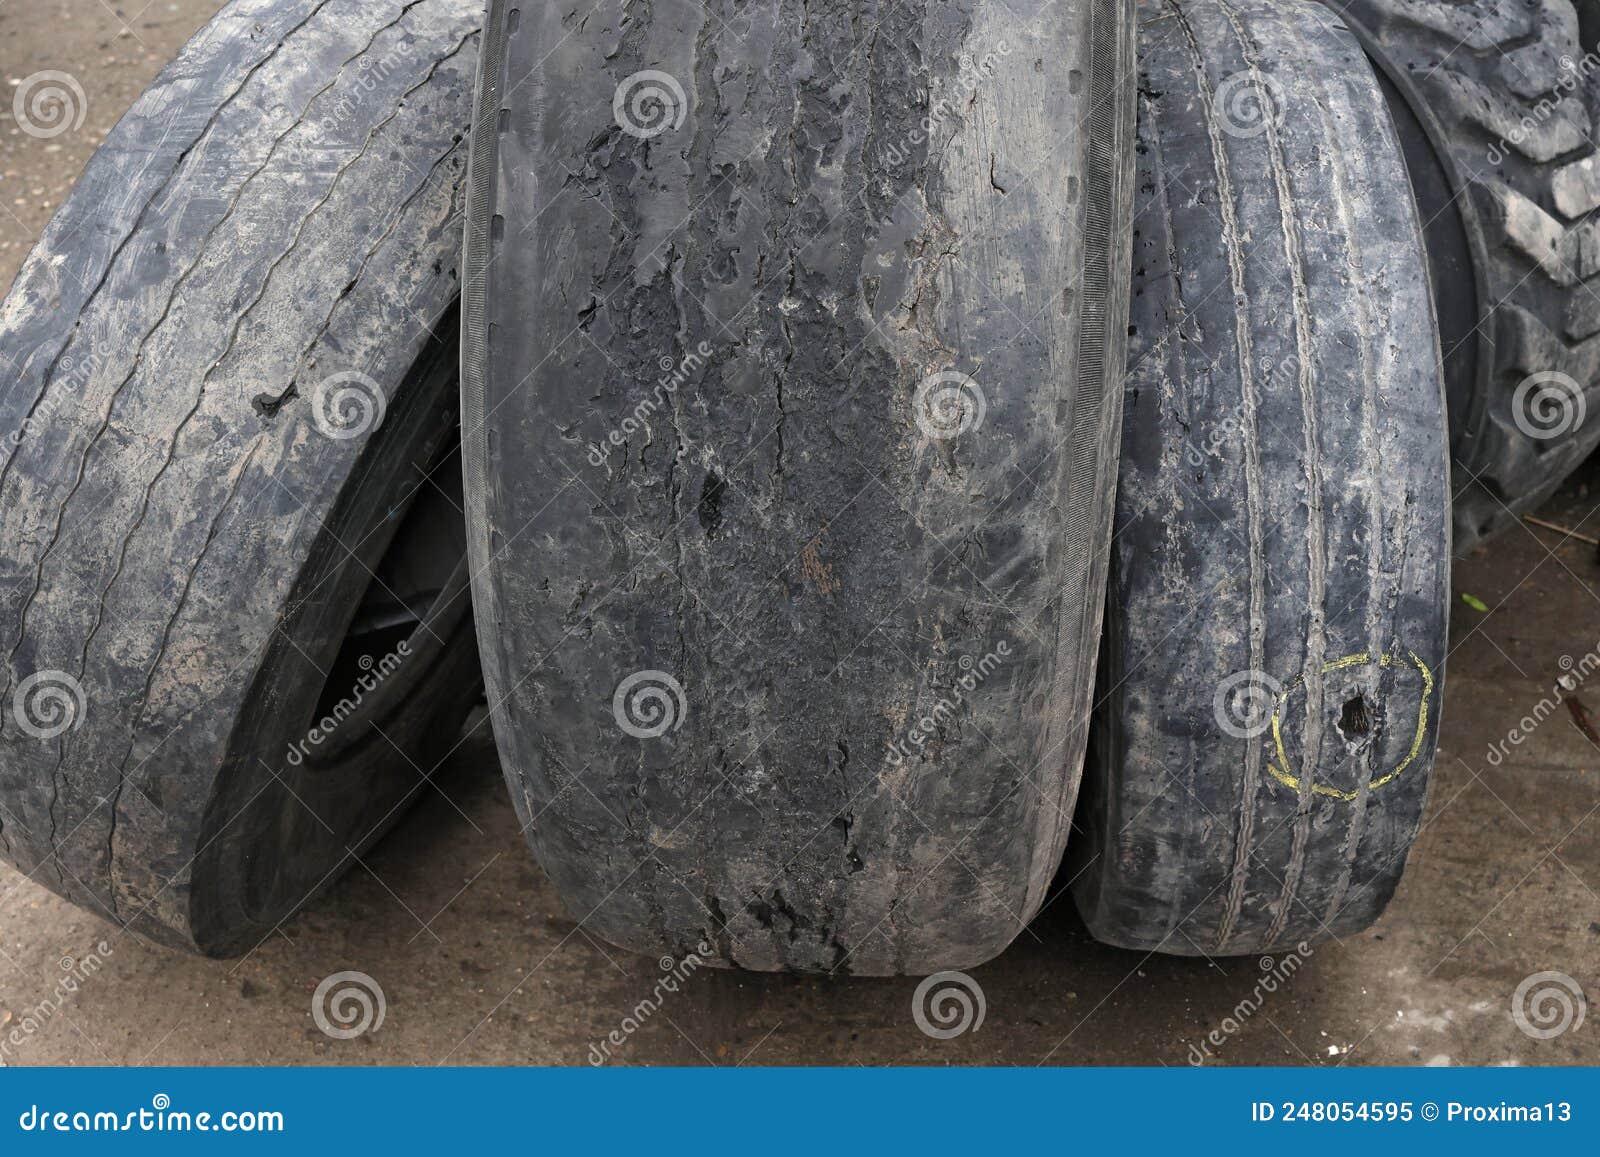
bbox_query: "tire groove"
[0,0,438,734]
[1168,0,1270,953]
[1280,14,1390,931]
[0,0,336,505]
[1216,0,1326,949]
[1139,70,1201,947]
[104,436,265,922]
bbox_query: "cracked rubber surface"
[0,0,483,955]
[463,0,1136,974]
[1071,0,1451,955]
[1336,0,1600,549]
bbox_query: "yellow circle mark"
[1266,650,1435,803]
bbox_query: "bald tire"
[463,0,1137,974]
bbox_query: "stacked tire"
[15,0,1582,977]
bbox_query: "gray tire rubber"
[1336,0,1600,549]
[0,0,483,955]
[463,0,1136,973]
[1070,0,1451,955]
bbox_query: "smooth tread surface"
[464,0,1136,974]
[1072,0,1451,955]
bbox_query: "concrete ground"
[0,0,1596,1068]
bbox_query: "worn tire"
[1070,0,1451,955]
[464,0,1136,973]
[1338,0,1600,549]
[0,0,483,955]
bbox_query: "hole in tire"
[1338,695,1371,740]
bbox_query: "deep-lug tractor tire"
[1071,0,1451,955]
[0,0,483,955]
[1338,0,1600,549]
[464,0,1136,973]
